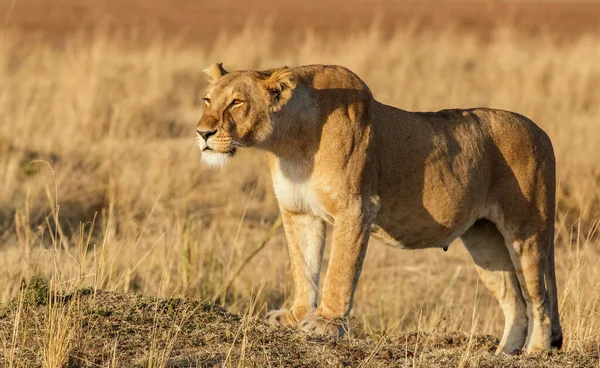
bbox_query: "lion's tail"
[546,233,563,349]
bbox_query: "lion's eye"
[203,98,211,105]
[231,99,243,106]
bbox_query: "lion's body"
[196,64,562,354]
[371,106,553,251]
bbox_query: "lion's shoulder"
[290,65,372,93]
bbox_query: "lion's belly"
[370,200,482,250]
[371,163,489,249]
[370,218,467,250]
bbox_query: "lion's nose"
[196,129,217,141]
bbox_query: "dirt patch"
[0,279,597,367]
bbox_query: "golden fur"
[196,64,562,354]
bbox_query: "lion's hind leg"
[503,229,554,353]
[461,219,528,355]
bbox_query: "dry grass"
[0,23,599,365]
[0,284,597,367]
[6,0,600,44]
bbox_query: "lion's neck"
[261,84,321,158]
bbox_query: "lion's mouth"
[202,146,236,156]
[202,147,237,157]
[197,136,238,168]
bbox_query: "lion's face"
[196,63,296,168]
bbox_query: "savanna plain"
[0,4,599,367]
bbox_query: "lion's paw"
[265,309,297,328]
[298,312,346,338]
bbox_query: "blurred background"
[0,0,599,351]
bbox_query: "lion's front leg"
[266,209,326,328]
[298,199,374,337]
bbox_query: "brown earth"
[0,278,597,367]
[4,0,600,44]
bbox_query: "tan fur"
[196,64,562,354]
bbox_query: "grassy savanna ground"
[0,3,600,366]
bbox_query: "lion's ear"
[203,63,228,84]
[263,67,297,112]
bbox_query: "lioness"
[195,63,562,354]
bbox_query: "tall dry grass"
[0,24,599,355]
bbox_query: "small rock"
[379,349,393,360]
[352,350,366,360]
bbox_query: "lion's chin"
[201,150,233,169]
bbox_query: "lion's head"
[196,63,297,168]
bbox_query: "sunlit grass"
[0,24,598,365]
